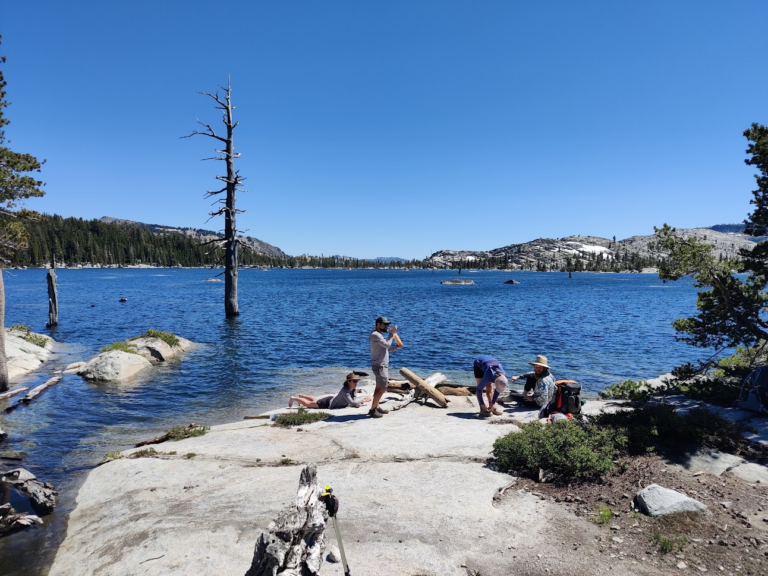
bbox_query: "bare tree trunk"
[223,90,239,317]
[46,260,58,327]
[0,270,7,393]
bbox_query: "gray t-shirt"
[370,330,397,368]
[329,386,359,409]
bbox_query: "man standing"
[369,316,402,418]
[473,355,508,417]
[509,355,556,408]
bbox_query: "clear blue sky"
[3,1,767,259]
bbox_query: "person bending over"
[289,373,371,409]
[509,355,556,408]
[368,316,403,418]
[473,355,508,417]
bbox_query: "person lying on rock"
[473,355,508,417]
[507,355,556,408]
[288,373,371,410]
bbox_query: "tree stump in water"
[46,263,58,327]
[244,462,329,576]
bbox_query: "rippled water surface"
[0,268,706,573]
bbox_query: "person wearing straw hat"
[508,355,557,408]
[288,372,371,410]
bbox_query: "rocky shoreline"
[47,378,768,576]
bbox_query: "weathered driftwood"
[437,386,470,396]
[47,264,58,327]
[243,415,271,420]
[399,368,449,408]
[134,423,202,447]
[245,462,328,576]
[5,377,61,413]
[0,387,29,403]
[390,373,448,411]
[0,503,43,534]
[1,468,58,515]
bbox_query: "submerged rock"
[78,350,152,381]
[131,335,193,365]
[1,468,58,515]
[503,279,520,284]
[441,279,474,285]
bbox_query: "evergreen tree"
[0,36,46,391]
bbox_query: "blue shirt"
[474,355,506,388]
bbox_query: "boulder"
[635,484,708,517]
[503,279,520,284]
[78,350,152,382]
[131,335,194,364]
[63,361,87,374]
[5,330,53,381]
[1,468,58,515]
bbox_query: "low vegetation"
[165,424,209,441]
[130,329,180,347]
[100,341,138,354]
[273,407,332,428]
[651,531,687,554]
[8,324,49,348]
[493,405,751,483]
[598,380,653,401]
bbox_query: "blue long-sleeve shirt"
[474,355,506,387]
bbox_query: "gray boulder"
[636,484,707,517]
[131,335,193,365]
[78,350,152,382]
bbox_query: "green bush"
[101,341,138,354]
[597,506,613,524]
[492,420,625,482]
[598,380,654,401]
[591,405,748,456]
[274,407,332,428]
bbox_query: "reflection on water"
[0,268,705,573]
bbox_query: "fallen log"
[244,462,328,576]
[1,468,58,515]
[0,387,30,403]
[134,423,202,447]
[399,368,448,408]
[0,503,43,535]
[390,373,447,410]
[5,377,62,413]
[437,386,470,396]
[243,415,270,420]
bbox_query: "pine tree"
[0,36,46,391]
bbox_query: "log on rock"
[399,368,448,408]
[1,468,58,515]
[437,386,470,396]
[390,373,448,410]
[134,423,201,447]
[245,462,329,576]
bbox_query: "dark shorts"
[372,365,389,389]
[473,365,484,379]
[316,396,332,409]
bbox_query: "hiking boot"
[375,406,389,415]
[479,409,491,418]
[492,407,503,415]
[367,409,383,419]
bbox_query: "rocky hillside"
[99,217,286,258]
[426,228,757,271]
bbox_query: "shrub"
[103,451,123,462]
[101,341,138,354]
[492,420,625,482]
[591,405,748,456]
[166,425,209,441]
[599,380,654,401]
[274,407,332,428]
[652,531,687,554]
[145,329,180,347]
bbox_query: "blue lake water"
[0,268,706,573]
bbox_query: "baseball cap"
[375,316,391,325]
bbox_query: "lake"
[0,267,706,573]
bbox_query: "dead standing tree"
[183,78,244,317]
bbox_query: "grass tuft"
[144,329,180,347]
[103,451,123,462]
[273,407,332,428]
[101,341,138,354]
[652,531,687,554]
[597,505,613,524]
[9,324,49,348]
[165,424,209,441]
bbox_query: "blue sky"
[3,1,767,259]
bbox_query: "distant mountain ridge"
[425,226,758,271]
[99,216,286,258]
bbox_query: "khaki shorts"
[372,365,389,389]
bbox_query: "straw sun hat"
[529,355,551,369]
